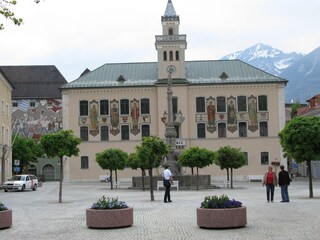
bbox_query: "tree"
[215,146,246,189]
[178,146,215,190]
[136,136,169,201]
[290,102,300,119]
[11,134,44,174]
[279,116,320,198]
[127,152,147,191]
[96,148,128,190]
[40,130,81,203]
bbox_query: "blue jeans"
[266,184,275,202]
[280,185,290,202]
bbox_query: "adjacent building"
[62,0,288,182]
[0,68,14,184]
[0,65,67,181]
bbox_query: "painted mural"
[206,96,216,133]
[12,99,63,139]
[227,96,237,133]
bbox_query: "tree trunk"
[141,169,145,191]
[307,160,313,198]
[149,169,154,201]
[231,168,233,189]
[196,167,199,191]
[191,168,194,175]
[110,170,113,190]
[59,156,63,203]
[115,169,118,189]
[226,168,230,188]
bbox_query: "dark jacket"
[278,170,291,186]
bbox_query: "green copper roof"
[62,60,287,89]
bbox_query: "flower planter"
[197,206,247,229]
[0,209,12,229]
[86,207,133,229]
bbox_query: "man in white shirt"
[163,165,173,203]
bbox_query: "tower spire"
[164,0,177,17]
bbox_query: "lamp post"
[1,144,8,185]
[164,65,179,175]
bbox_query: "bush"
[0,202,8,211]
[200,194,242,209]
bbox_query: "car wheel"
[21,185,25,191]
[32,184,37,191]
[4,189,8,192]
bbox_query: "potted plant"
[197,194,247,229]
[86,195,133,229]
[0,202,12,229]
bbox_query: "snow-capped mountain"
[221,43,304,76]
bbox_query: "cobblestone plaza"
[1,179,319,240]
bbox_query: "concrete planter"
[86,207,133,229]
[0,209,12,229]
[197,206,247,229]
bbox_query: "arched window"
[163,51,167,61]
[169,51,173,61]
[175,51,179,61]
[168,28,173,35]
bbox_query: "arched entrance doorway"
[42,164,55,181]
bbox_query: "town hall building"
[61,0,287,182]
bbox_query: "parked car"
[3,174,39,192]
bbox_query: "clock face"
[167,65,176,74]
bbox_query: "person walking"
[263,165,277,202]
[163,165,173,203]
[278,165,291,202]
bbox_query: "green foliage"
[178,146,215,169]
[12,134,44,173]
[40,130,82,159]
[96,148,128,171]
[136,136,169,170]
[215,146,246,170]
[126,152,143,170]
[200,194,242,209]
[0,0,23,30]
[279,116,320,163]
[0,202,8,211]
[91,196,128,210]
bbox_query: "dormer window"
[168,28,173,35]
[219,72,229,80]
[117,75,126,82]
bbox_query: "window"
[12,102,18,107]
[6,103,9,116]
[81,156,89,169]
[163,51,167,61]
[121,125,130,140]
[100,100,109,115]
[100,126,109,141]
[2,99,4,113]
[217,97,226,112]
[141,99,150,114]
[141,125,150,138]
[30,102,36,107]
[2,126,5,143]
[259,122,268,136]
[261,152,269,165]
[175,51,179,61]
[196,97,205,113]
[197,123,206,138]
[80,126,88,141]
[120,99,129,115]
[239,122,247,137]
[242,152,248,165]
[172,97,178,115]
[169,51,173,61]
[80,101,89,116]
[258,95,268,111]
[218,123,226,138]
[6,128,9,144]
[237,96,247,112]
[169,28,173,35]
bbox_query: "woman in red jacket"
[263,165,277,202]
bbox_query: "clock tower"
[155,0,187,80]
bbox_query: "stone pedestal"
[0,209,12,229]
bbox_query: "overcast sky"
[1,0,320,81]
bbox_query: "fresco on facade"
[12,99,62,139]
[110,99,120,136]
[89,100,99,136]
[131,99,140,135]
[227,96,237,133]
[206,96,216,133]
[248,95,258,132]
